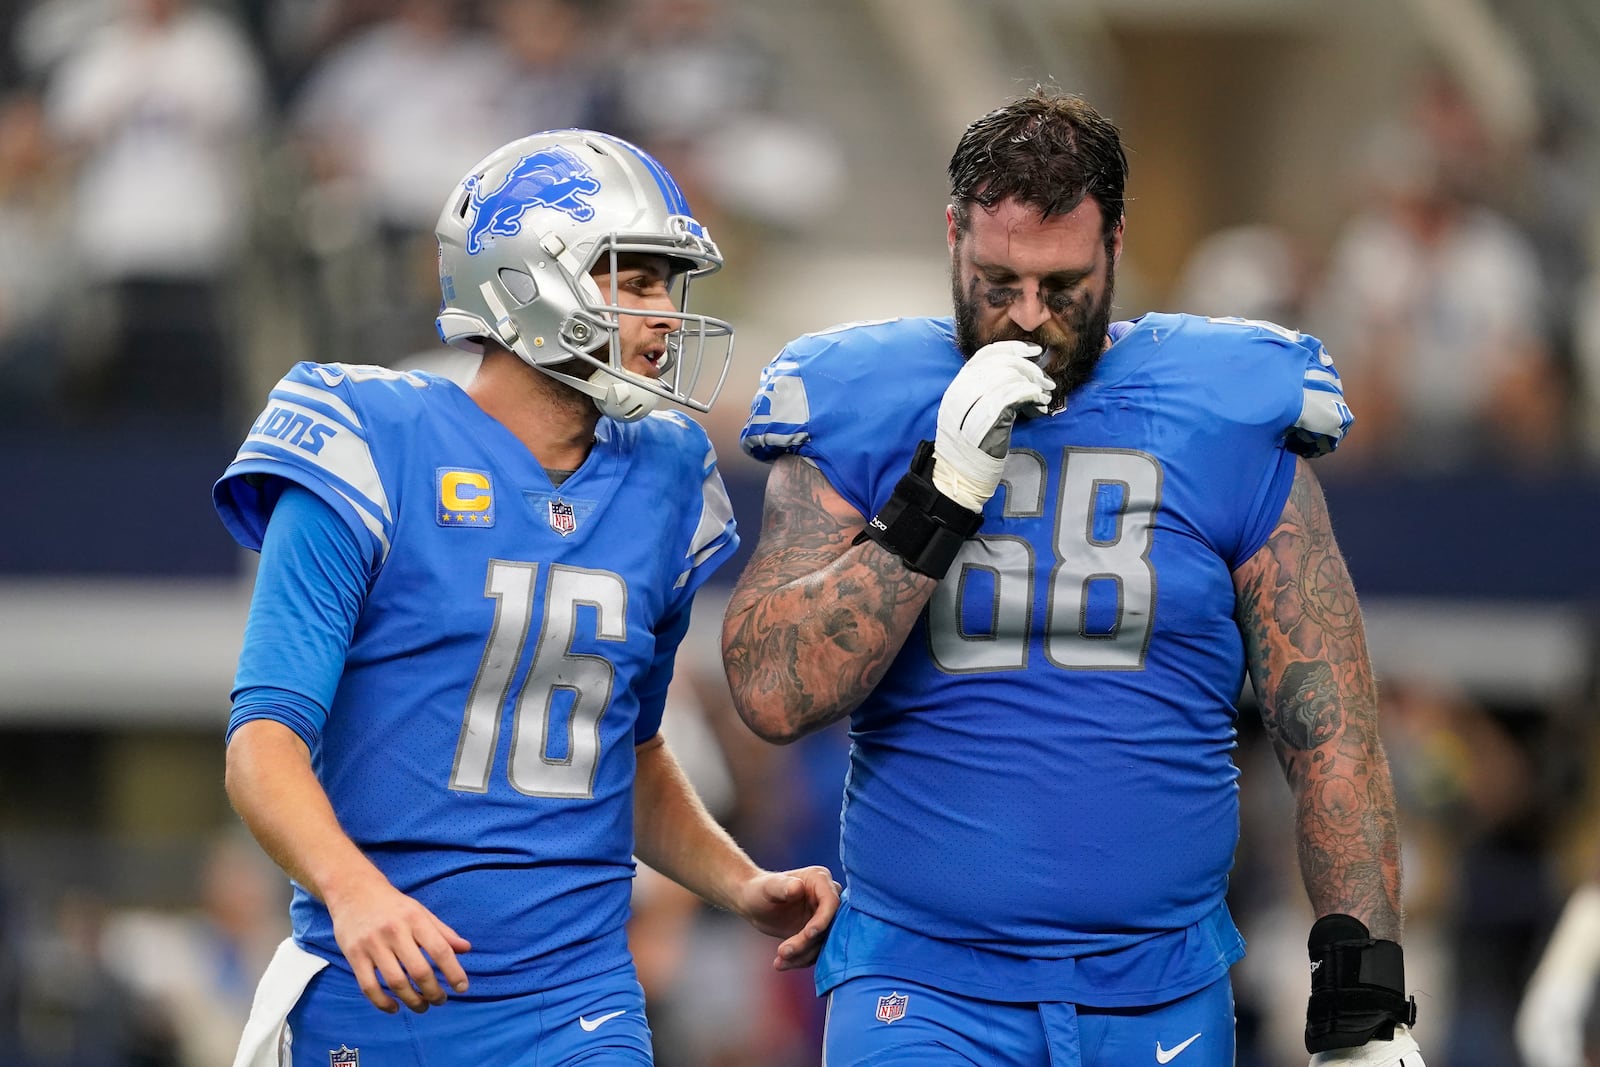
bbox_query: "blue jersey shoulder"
[213,361,447,561]
[740,317,956,515]
[742,317,954,456]
[1117,313,1351,456]
[616,408,739,590]
[628,407,716,465]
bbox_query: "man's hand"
[327,872,472,1013]
[1310,1024,1426,1066]
[730,865,841,971]
[933,340,1052,511]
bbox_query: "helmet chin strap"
[586,367,660,422]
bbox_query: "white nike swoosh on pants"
[1155,1032,1202,1063]
[578,1009,627,1032]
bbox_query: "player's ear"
[1109,216,1126,265]
[946,205,960,253]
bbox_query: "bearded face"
[951,256,1116,406]
[947,196,1121,408]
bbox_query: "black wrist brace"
[1305,914,1418,1054]
[853,440,982,579]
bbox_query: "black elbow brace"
[1305,913,1419,1053]
[853,440,982,580]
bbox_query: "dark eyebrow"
[970,258,1091,287]
[606,252,674,280]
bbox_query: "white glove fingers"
[933,340,1058,511]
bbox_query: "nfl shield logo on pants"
[548,499,577,536]
[875,991,909,1023]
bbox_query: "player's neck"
[466,350,599,469]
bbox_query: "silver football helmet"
[435,129,734,420]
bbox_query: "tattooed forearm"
[1234,458,1403,939]
[722,456,937,743]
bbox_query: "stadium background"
[0,0,1597,1063]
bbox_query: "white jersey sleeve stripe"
[228,443,393,559]
[241,402,393,529]
[740,364,813,455]
[331,486,392,559]
[1292,380,1354,457]
[274,379,363,429]
[689,464,736,568]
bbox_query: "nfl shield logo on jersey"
[329,1045,359,1066]
[548,498,577,536]
[875,991,909,1024]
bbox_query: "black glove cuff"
[853,440,982,579]
[1305,914,1419,1054]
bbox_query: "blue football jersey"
[741,313,1350,1005]
[214,361,738,997]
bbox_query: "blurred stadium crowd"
[0,0,1598,1064]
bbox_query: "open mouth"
[638,342,678,377]
[638,347,666,375]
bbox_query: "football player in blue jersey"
[213,129,839,1067]
[721,88,1424,1067]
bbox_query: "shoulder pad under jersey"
[213,362,437,562]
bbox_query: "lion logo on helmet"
[463,146,601,255]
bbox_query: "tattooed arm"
[1233,456,1404,940]
[721,454,938,744]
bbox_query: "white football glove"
[1310,1025,1426,1067]
[1516,884,1600,1067]
[932,341,1052,511]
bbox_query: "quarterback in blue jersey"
[214,130,838,1067]
[721,89,1424,1067]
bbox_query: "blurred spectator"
[1575,270,1600,459]
[1518,859,1600,1067]
[9,0,116,90]
[1385,679,1557,1067]
[14,887,171,1066]
[0,89,74,424]
[1169,223,1316,327]
[481,0,613,140]
[601,0,775,152]
[1514,96,1598,375]
[600,0,843,243]
[1517,715,1600,1067]
[41,0,266,432]
[99,833,287,1067]
[1309,73,1567,473]
[286,0,512,359]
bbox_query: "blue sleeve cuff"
[226,685,325,748]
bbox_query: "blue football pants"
[822,972,1235,1066]
[285,959,653,1066]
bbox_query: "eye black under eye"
[1044,291,1079,313]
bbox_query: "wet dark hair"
[948,86,1127,249]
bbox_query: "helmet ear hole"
[498,268,538,305]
